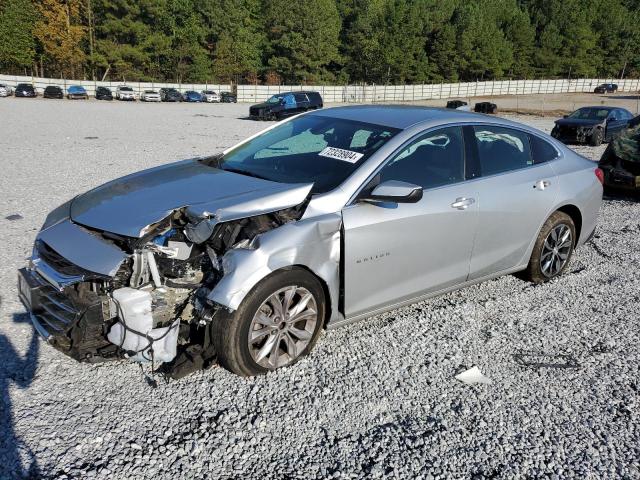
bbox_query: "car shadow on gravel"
[0,313,41,479]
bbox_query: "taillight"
[594,168,604,185]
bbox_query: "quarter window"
[529,135,558,164]
[473,126,532,176]
[378,126,465,189]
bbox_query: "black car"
[249,91,323,120]
[551,106,634,146]
[474,102,497,114]
[15,83,37,98]
[43,85,63,99]
[594,83,618,94]
[96,86,113,101]
[598,120,640,191]
[160,88,183,102]
[220,92,237,103]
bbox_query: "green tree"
[0,0,37,73]
[264,0,341,83]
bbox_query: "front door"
[342,126,478,318]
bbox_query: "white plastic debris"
[107,287,179,363]
[455,366,493,385]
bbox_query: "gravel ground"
[1,98,639,479]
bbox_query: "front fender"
[208,213,343,323]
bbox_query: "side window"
[529,135,558,164]
[473,126,532,176]
[294,93,309,103]
[378,126,465,189]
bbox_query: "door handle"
[534,180,551,190]
[451,197,475,210]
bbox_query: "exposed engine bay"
[19,190,313,379]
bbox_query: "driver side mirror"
[362,180,423,204]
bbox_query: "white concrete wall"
[0,74,231,96]
[237,78,640,103]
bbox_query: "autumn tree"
[34,0,87,78]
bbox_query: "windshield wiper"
[220,166,271,181]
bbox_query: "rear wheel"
[523,211,576,284]
[212,268,325,376]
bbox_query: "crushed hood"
[70,159,313,237]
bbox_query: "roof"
[310,105,500,130]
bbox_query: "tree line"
[0,0,638,85]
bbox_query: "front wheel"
[212,268,325,376]
[522,211,576,284]
[590,128,604,146]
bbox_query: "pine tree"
[0,0,36,73]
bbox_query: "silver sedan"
[18,106,602,377]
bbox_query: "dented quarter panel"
[208,213,343,323]
[38,219,128,276]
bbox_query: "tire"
[522,211,576,284]
[590,128,604,146]
[212,268,326,376]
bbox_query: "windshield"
[569,108,611,120]
[120,87,133,91]
[212,115,399,194]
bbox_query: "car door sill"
[327,264,527,330]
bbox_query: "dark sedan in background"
[220,92,237,103]
[96,86,113,100]
[43,85,64,99]
[160,88,183,102]
[15,83,37,97]
[551,106,633,146]
[594,83,618,94]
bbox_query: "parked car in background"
[67,85,88,100]
[551,106,634,146]
[202,90,220,102]
[140,90,161,102]
[16,106,603,378]
[446,100,470,111]
[96,86,113,101]
[249,91,323,120]
[116,86,136,101]
[183,90,203,102]
[598,120,640,191]
[594,83,618,94]
[220,92,237,103]
[43,85,64,99]
[15,83,37,97]
[160,88,183,102]
[0,84,13,97]
[474,102,497,114]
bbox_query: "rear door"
[294,93,310,113]
[342,126,479,317]
[466,125,559,280]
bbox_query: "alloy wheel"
[247,286,318,369]
[540,223,573,278]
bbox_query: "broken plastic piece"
[455,366,493,385]
[107,288,179,363]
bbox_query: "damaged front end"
[18,167,315,377]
